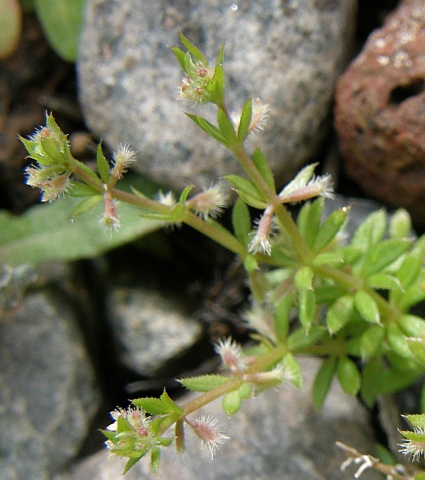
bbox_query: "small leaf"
[179,31,207,64]
[386,323,415,360]
[225,175,266,208]
[283,352,303,388]
[217,108,237,145]
[178,185,193,204]
[312,252,344,267]
[209,60,226,108]
[362,238,412,277]
[222,390,241,416]
[123,456,145,474]
[238,383,252,399]
[389,208,411,239]
[40,137,65,163]
[131,397,171,415]
[232,197,251,243]
[337,356,361,396]
[312,356,336,409]
[237,98,252,143]
[287,326,326,351]
[312,207,349,252]
[280,163,317,196]
[360,325,385,360]
[160,389,184,414]
[294,266,314,290]
[398,314,425,338]
[170,46,186,70]
[185,113,227,145]
[71,195,102,217]
[403,414,425,429]
[354,290,381,325]
[178,374,230,392]
[395,251,422,289]
[68,183,99,197]
[298,288,315,333]
[406,338,425,365]
[352,209,387,248]
[366,273,403,292]
[252,147,275,189]
[96,142,110,183]
[274,295,293,342]
[326,294,354,334]
[150,447,161,474]
[297,198,324,248]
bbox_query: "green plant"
[20,34,425,477]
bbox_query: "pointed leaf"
[179,32,207,64]
[354,290,381,325]
[283,352,303,388]
[362,238,412,277]
[326,294,354,334]
[312,356,336,409]
[252,146,275,189]
[274,295,293,342]
[297,198,324,248]
[298,288,316,333]
[171,46,186,70]
[403,414,425,429]
[312,207,348,252]
[217,108,237,145]
[294,266,314,290]
[237,98,252,143]
[225,175,266,207]
[398,314,425,338]
[360,324,385,360]
[366,272,403,292]
[232,197,251,243]
[352,209,387,248]
[389,208,411,239]
[312,252,344,267]
[71,195,102,218]
[160,389,184,414]
[280,163,317,196]
[386,323,415,360]
[96,142,110,183]
[337,356,361,396]
[185,113,227,145]
[68,183,99,197]
[178,374,230,392]
[406,338,425,365]
[131,397,171,415]
[287,325,326,351]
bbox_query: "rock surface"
[54,356,381,480]
[107,287,203,376]
[78,0,356,192]
[0,290,100,480]
[335,0,425,226]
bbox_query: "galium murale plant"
[21,33,425,478]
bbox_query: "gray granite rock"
[54,356,381,480]
[78,0,356,192]
[0,290,100,480]
[107,287,203,376]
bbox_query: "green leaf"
[179,31,207,64]
[362,238,412,277]
[0,178,163,266]
[185,113,227,145]
[366,273,403,292]
[283,352,303,388]
[360,325,385,360]
[232,198,251,243]
[297,198,324,248]
[274,295,293,342]
[398,314,425,338]
[222,390,241,416]
[312,207,349,252]
[406,338,425,365]
[326,294,354,335]
[217,108,237,145]
[354,290,380,325]
[159,389,184,414]
[237,98,252,143]
[71,195,102,217]
[337,356,361,396]
[131,397,172,416]
[394,251,422,289]
[68,183,99,197]
[34,0,86,61]
[0,0,22,59]
[225,175,267,209]
[312,356,336,409]
[352,209,387,248]
[150,447,161,474]
[403,414,425,429]
[280,163,317,196]
[178,374,230,392]
[96,143,110,183]
[312,252,344,267]
[170,46,186,70]
[387,323,415,360]
[294,266,314,290]
[389,208,411,239]
[40,137,65,163]
[298,288,315,333]
[287,325,326,351]
[252,147,275,189]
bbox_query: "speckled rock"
[335,0,425,226]
[107,287,203,377]
[78,0,356,192]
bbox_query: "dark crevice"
[389,79,425,105]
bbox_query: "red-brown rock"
[334,0,425,225]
